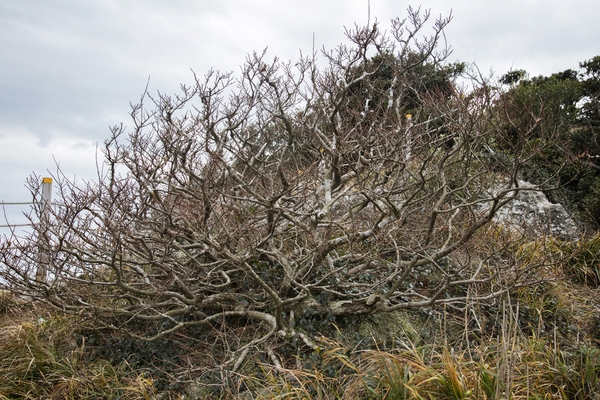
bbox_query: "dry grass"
[2,284,599,399]
[227,278,600,400]
[0,297,155,400]
[1,296,599,399]
[230,331,600,399]
[2,234,600,399]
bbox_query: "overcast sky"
[1,0,599,229]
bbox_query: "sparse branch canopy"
[0,8,569,364]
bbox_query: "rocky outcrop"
[492,181,579,238]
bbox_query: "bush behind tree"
[500,56,600,228]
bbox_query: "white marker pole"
[36,177,53,281]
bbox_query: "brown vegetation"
[1,8,597,398]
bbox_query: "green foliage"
[500,68,581,145]
[580,55,600,129]
[344,51,465,123]
[499,56,600,227]
[477,366,498,400]
[499,69,527,85]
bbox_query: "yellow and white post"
[36,177,53,281]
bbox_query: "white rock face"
[492,181,579,238]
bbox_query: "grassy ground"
[0,292,156,399]
[1,236,600,398]
[2,285,600,399]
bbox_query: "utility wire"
[0,223,33,228]
[1,201,37,228]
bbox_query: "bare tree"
[0,8,566,366]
